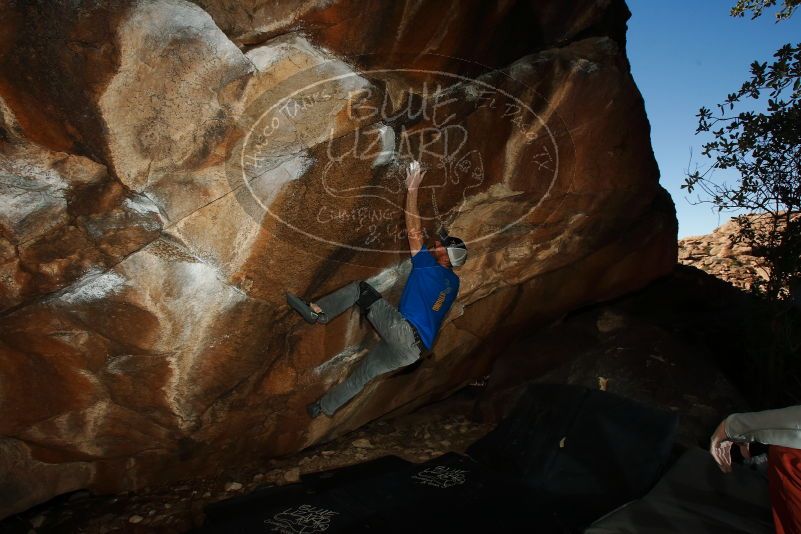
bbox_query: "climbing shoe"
[286,292,322,324]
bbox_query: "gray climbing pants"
[315,281,422,416]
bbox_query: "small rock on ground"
[224,482,243,492]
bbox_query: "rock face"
[0,0,676,518]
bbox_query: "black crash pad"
[586,447,773,533]
[195,453,562,533]
[467,383,679,530]
[196,384,677,533]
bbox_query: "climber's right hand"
[405,160,425,191]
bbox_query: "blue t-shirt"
[398,246,460,350]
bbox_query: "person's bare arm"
[405,161,425,256]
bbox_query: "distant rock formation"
[0,0,676,518]
[679,215,772,292]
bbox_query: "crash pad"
[467,383,679,529]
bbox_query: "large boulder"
[0,0,676,519]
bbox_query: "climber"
[710,405,801,534]
[286,160,467,418]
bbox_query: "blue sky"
[627,0,800,237]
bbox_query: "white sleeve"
[725,405,801,448]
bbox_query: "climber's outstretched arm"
[405,161,425,256]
